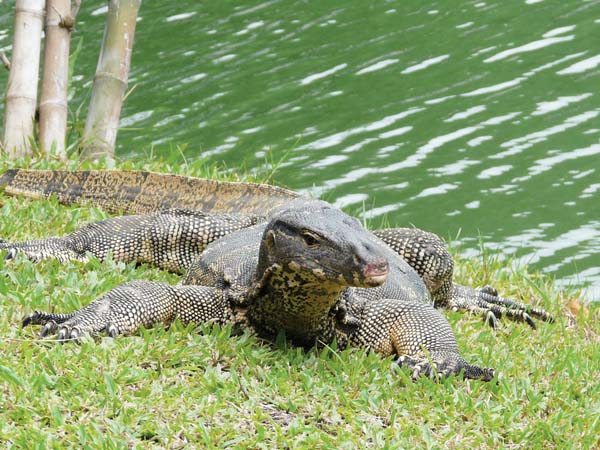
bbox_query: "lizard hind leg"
[373,227,553,328]
[450,284,554,329]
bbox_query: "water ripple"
[235,21,265,35]
[300,64,348,85]
[526,143,600,177]
[445,105,486,122]
[477,165,513,179]
[468,136,493,147]
[413,183,459,199]
[531,93,592,115]
[379,126,412,139]
[429,159,480,176]
[461,77,525,96]
[543,25,576,37]
[334,193,369,208]
[401,55,450,74]
[484,36,574,63]
[388,126,480,171]
[301,108,423,150]
[356,59,399,75]
[165,12,197,22]
[557,54,600,74]
[492,110,599,159]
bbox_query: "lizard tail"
[0,169,300,215]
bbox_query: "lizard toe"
[40,320,58,337]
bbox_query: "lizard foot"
[4,247,43,263]
[22,281,184,341]
[22,301,122,342]
[396,353,495,381]
[449,284,553,329]
[1,240,86,264]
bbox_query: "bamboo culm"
[2,0,45,158]
[39,0,76,158]
[81,0,141,161]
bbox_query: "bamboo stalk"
[39,0,77,158]
[81,0,141,161]
[2,0,45,158]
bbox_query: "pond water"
[1,0,599,299]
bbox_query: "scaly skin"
[1,209,553,328]
[0,168,553,327]
[1,209,256,272]
[0,169,299,215]
[20,200,494,380]
[0,169,554,380]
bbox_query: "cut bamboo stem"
[2,0,45,158]
[39,0,76,158]
[81,0,141,161]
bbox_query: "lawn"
[0,157,598,449]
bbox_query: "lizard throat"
[246,263,347,344]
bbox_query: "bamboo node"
[94,71,128,85]
[5,94,38,102]
[48,4,77,32]
[39,99,68,109]
[14,7,45,19]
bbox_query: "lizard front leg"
[22,281,231,340]
[349,298,495,381]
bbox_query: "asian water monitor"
[17,199,496,380]
[0,168,552,328]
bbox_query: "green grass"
[0,157,598,449]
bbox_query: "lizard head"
[257,200,389,289]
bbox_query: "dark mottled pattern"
[0,169,300,215]
[11,198,493,380]
[1,169,554,380]
[0,169,553,326]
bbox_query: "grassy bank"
[0,158,598,449]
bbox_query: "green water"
[1,1,599,299]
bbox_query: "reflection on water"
[0,0,598,298]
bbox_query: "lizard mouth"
[362,261,389,286]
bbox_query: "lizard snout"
[362,259,389,286]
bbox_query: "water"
[1,0,599,299]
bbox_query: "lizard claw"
[106,323,120,338]
[67,327,80,342]
[4,248,17,261]
[22,306,102,341]
[40,320,58,337]
[484,310,498,328]
[522,312,536,329]
[480,285,498,296]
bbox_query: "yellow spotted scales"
[1,170,553,380]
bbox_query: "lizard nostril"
[364,259,388,275]
[362,259,389,283]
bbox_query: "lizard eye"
[301,230,321,247]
